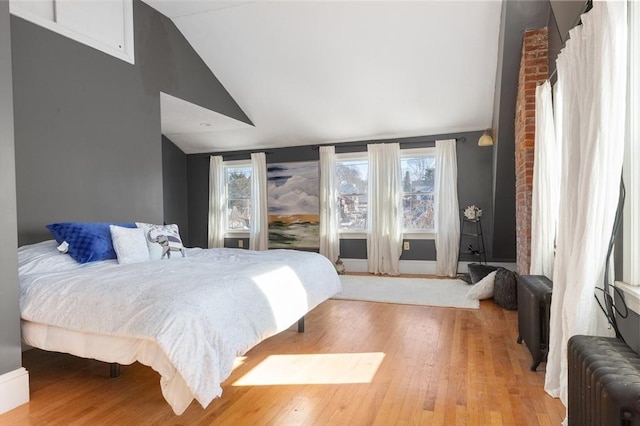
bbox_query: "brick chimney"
[515,27,548,275]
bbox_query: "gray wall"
[12,0,249,245]
[135,2,252,126]
[548,1,588,80]
[12,13,163,243]
[162,136,188,239]
[491,0,551,261]
[549,0,588,44]
[186,153,210,248]
[0,0,22,376]
[186,131,497,262]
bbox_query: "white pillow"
[110,226,150,264]
[466,270,497,300]
[136,222,185,260]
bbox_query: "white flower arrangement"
[464,205,483,220]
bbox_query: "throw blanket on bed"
[19,244,341,413]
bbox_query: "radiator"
[568,335,640,426]
[516,275,553,371]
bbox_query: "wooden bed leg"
[110,363,120,378]
[297,317,305,333]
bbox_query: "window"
[620,0,639,289]
[336,147,436,235]
[337,154,368,231]
[401,149,436,232]
[225,164,252,231]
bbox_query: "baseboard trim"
[341,259,517,275]
[0,367,29,414]
[341,259,368,273]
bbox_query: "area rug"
[332,274,479,309]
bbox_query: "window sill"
[338,232,436,240]
[404,232,436,240]
[339,232,366,240]
[615,281,640,315]
[225,231,249,238]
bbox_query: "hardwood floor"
[1,299,565,425]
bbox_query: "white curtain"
[208,156,226,248]
[434,139,460,277]
[249,152,268,251]
[530,81,560,278]
[545,1,628,415]
[319,146,340,263]
[367,143,403,275]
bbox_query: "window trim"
[336,151,368,235]
[620,0,639,288]
[336,151,367,162]
[335,148,438,240]
[400,147,437,234]
[615,1,639,313]
[400,147,436,158]
[223,160,252,236]
[402,231,436,240]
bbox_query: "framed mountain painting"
[267,161,319,250]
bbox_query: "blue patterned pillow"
[46,222,136,264]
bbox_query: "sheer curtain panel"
[530,81,560,278]
[434,139,460,277]
[208,156,226,248]
[367,143,402,275]
[319,146,340,263]
[544,1,628,416]
[249,152,268,250]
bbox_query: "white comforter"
[19,243,341,414]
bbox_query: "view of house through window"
[336,148,436,233]
[401,154,436,231]
[225,150,436,235]
[337,158,368,230]
[226,165,252,231]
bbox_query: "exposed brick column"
[515,28,548,275]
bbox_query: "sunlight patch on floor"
[232,352,385,386]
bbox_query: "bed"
[18,237,342,415]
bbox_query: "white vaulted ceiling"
[144,0,503,154]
